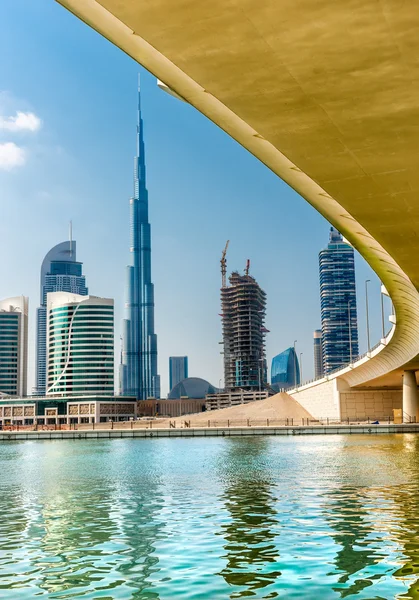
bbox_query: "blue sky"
[0,0,390,395]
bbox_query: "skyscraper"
[319,227,359,374]
[271,347,300,391]
[47,293,114,396]
[120,81,160,400]
[35,238,88,395]
[0,296,28,397]
[169,356,188,392]
[313,329,324,379]
[221,270,267,391]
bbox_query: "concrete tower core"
[221,270,267,391]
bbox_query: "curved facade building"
[271,348,300,391]
[168,377,217,399]
[0,296,28,397]
[35,240,88,395]
[47,293,114,396]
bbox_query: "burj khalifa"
[120,80,160,400]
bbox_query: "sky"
[0,0,391,396]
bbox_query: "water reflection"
[114,484,163,599]
[388,436,419,599]
[322,435,419,598]
[217,438,281,598]
[5,436,419,598]
[0,441,165,599]
[325,486,384,597]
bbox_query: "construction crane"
[245,259,250,276]
[221,240,230,288]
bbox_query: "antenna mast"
[69,220,73,257]
[221,240,230,288]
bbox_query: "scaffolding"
[221,270,267,391]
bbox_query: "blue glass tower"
[169,356,189,392]
[319,227,359,374]
[120,81,160,400]
[271,347,300,391]
[35,239,88,395]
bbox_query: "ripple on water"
[1,435,419,598]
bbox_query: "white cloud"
[0,111,41,132]
[0,142,26,170]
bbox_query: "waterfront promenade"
[2,421,419,441]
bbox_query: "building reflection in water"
[324,485,383,597]
[0,441,165,599]
[217,438,281,598]
[113,482,164,599]
[323,434,419,599]
[388,435,419,599]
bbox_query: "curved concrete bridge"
[56,0,419,419]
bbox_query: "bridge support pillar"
[402,370,419,423]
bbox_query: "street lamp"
[348,300,353,363]
[293,340,297,387]
[299,352,303,384]
[365,279,371,353]
[380,282,385,340]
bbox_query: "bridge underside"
[57,0,419,392]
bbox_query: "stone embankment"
[1,423,419,441]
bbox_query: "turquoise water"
[1,435,419,599]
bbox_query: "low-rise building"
[206,389,270,411]
[0,395,136,427]
[138,397,206,417]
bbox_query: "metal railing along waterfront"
[2,412,416,433]
[68,414,416,430]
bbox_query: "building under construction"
[220,245,268,392]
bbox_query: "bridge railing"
[283,332,394,393]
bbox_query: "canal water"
[1,435,419,599]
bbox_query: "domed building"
[168,377,217,399]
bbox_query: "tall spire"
[136,73,142,159]
[120,77,160,400]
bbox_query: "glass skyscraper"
[120,81,160,400]
[169,356,188,392]
[271,347,300,391]
[0,296,28,397]
[319,227,359,374]
[313,329,324,379]
[35,241,88,395]
[47,293,114,396]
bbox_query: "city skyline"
[0,1,388,397]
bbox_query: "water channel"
[1,435,419,598]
